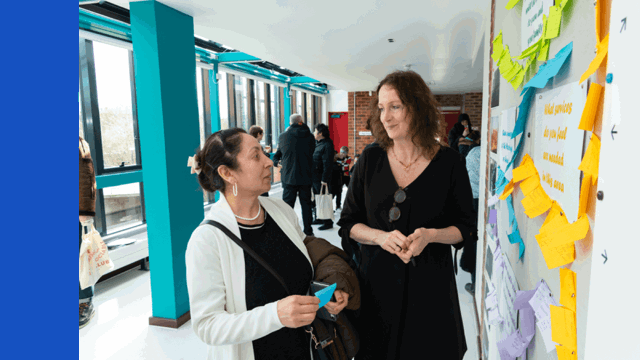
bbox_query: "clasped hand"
[377,228,435,264]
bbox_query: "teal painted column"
[130,1,202,323]
[283,83,292,131]
[209,62,221,202]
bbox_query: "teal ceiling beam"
[289,76,319,84]
[79,9,131,42]
[217,52,261,63]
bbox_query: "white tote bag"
[79,220,115,290]
[315,183,335,221]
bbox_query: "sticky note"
[539,215,590,248]
[556,344,578,360]
[512,155,537,182]
[502,60,520,81]
[492,31,504,62]
[314,283,337,308]
[595,0,603,43]
[550,305,577,351]
[578,83,603,131]
[505,0,521,10]
[488,194,500,207]
[520,174,540,196]
[500,180,515,200]
[580,33,609,84]
[516,39,541,60]
[578,174,591,217]
[523,42,573,93]
[489,209,498,224]
[578,134,601,184]
[510,69,525,90]
[521,186,552,218]
[539,241,575,269]
[559,268,577,312]
[498,330,529,358]
[537,317,559,352]
[559,0,570,11]
[538,39,551,62]
[544,6,563,40]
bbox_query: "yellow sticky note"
[559,0,570,11]
[512,155,537,182]
[543,215,590,247]
[502,60,521,81]
[578,134,601,183]
[560,268,577,313]
[522,185,552,218]
[578,83,603,131]
[556,344,578,360]
[540,241,576,269]
[516,38,542,60]
[500,179,515,200]
[524,55,536,74]
[492,31,504,62]
[544,6,562,40]
[580,33,609,84]
[542,201,566,228]
[551,305,577,351]
[578,174,591,217]
[538,39,551,62]
[520,173,540,196]
[506,0,521,10]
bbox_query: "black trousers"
[281,183,313,235]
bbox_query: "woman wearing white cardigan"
[185,128,350,360]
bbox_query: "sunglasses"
[389,188,407,222]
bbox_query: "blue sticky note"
[314,283,337,308]
[489,209,498,224]
[512,87,536,139]
[521,42,573,94]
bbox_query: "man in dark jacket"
[273,114,316,236]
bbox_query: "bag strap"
[200,220,291,295]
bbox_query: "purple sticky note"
[492,224,499,238]
[520,307,536,343]
[514,289,537,310]
[498,331,529,359]
[489,209,498,224]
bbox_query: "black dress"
[337,145,476,360]
[240,211,313,360]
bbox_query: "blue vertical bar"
[283,83,292,131]
[130,1,202,321]
[209,62,221,202]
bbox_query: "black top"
[312,138,334,185]
[448,122,465,149]
[337,145,476,360]
[273,123,315,185]
[240,211,313,360]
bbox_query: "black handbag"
[200,220,341,360]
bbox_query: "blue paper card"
[314,283,337,308]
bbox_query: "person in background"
[460,131,481,294]
[448,113,471,151]
[249,125,271,197]
[79,136,97,329]
[458,130,481,158]
[337,70,475,360]
[349,153,360,178]
[335,146,352,210]
[312,123,335,231]
[331,151,344,212]
[273,114,316,236]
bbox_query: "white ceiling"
[112,0,487,94]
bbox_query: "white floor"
[80,186,479,360]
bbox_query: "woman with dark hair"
[185,128,355,360]
[337,70,476,360]
[448,113,471,151]
[312,123,335,230]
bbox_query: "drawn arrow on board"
[621,17,627,33]
[611,125,617,140]
[602,250,608,264]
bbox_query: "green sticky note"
[524,55,536,73]
[492,31,504,62]
[544,6,562,40]
[560,0,570,10]
[506,0,521,10]
[538,40,550,61]
[502,61,521,81]
[510,69,525,90]
[516,38,542,60]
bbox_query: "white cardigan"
[185,193,315,360]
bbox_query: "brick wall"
[346,91,485,158]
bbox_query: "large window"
[103,183,143,233]
[307,93,314,129]
[296,90,303,116]
[255,80,266,146]
[270,84,280,149]
[197,69,206,148]
[219,71,229,130]
[235,76,249,130]
[93,41,138,169]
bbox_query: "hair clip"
[188,155,202,175]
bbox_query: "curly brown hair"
[366,70,444,159]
